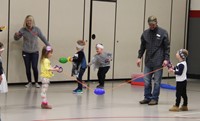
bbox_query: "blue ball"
[94,88,105,95]
[160,83,176,90]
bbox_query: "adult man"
[137,16,170,105]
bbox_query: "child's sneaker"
[169,105,180,112]
[41,102,52,109]
[73,89,83,94]
[25,82,32,88]
[96,85,104,89]
[180,106,188,111]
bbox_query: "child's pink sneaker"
[41,102,52,109]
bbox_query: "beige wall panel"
[8,0,49,83]
[145,0,172,77]
[114,0,145,79]
[83,0,90,80]
[90,1,116,80]
[49,0,85,81]
[4,0,188,83]
[0,0,8,77]
[169,0,187,77]
[82,0,89,81]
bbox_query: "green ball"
[59,57,68,64]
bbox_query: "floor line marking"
[33,116,200,121]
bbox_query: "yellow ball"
[67,57,72,62]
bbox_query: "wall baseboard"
[188,74,200,79]
[7,77,175,86]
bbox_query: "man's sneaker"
[41,102,52,109]
[180,105,188,111]
[73,89,83,94]
[96,85,104,89]
[169,105,179,112]
[139,99,150,104]
[35,83,41,88]
[25,82,32,88]
[148,100,158,105]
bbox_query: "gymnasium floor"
[0,79,200,121]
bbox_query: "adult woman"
[14,15,50,88]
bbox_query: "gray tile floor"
[0,79,200,121]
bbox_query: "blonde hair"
[76,40,86,50]
[181,49,189,57]
[40,46,53,63]
[77,40,86,46]
[23,15,35,28]
[179,49,189,60]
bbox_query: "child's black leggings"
[176,80,188,107]
[97,66,110,87]
[77,68,86,90]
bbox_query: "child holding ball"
[71,40,87,94]
[40,46,59,109]
[168,49,189,112]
